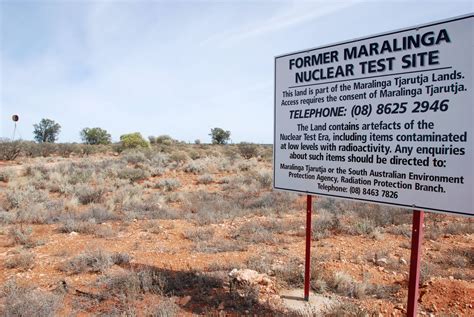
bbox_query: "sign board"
[274,15,473,217]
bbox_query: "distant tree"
[120,132,149,149]
[33,118,61,143]
[80,127,112,145]
[209,128,231,145]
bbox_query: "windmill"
[11,114,19,141]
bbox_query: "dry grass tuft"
[4,251,35,270]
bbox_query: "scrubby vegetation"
[0,142,472,315]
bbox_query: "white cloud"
[200,1,359,47]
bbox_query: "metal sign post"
[407,210,425,317]
[304,194,312,301]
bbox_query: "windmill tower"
[11,114,19,140]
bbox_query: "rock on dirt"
[229,269,280,308]
[229,269,277,295]
[376,257,388,265]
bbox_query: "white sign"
[274,15,473,217]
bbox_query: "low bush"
[256,170,272,189]
[121,150,148,164]
[0,140,22,160]
[237,142,260,159]
[142,220,162,234]
[233,222,277,244]
[168,151,189,164]
[246,253,303,287]
[111,252,131,265]
[0,168,14,182]
[36,143,58,157]
[62,249,112,274]
[94,225,117,238]
[155,135,176,145]
[155,178,181,191]
[99,269,166,300]
[197,174,213,184]
[2,279,62,317]
[73,184,107,205]
[273,257,304,288]
[4,186,48,210]
[326,271,371,299]
[58,218,96,234]
[117,167,150,183]
[443,221,474,235]
[101,271,142,299]
[61,250,129,274]
[123,195,179,220]
[5,251,35,270]
[145,299,180,317]
[79,206,118,223]
[0,210,15,224]
[56,143,80,158]
[183,227,215,242]
[7,226,37,247]
[246,253,274,275]
[183,161,205,174]
[312,209,342,240]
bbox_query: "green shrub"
[80,127,112,145]
[120,132,149,149]
[209,127,231,144]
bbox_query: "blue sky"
[1,0,472,143]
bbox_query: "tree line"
[31,118,232,145]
